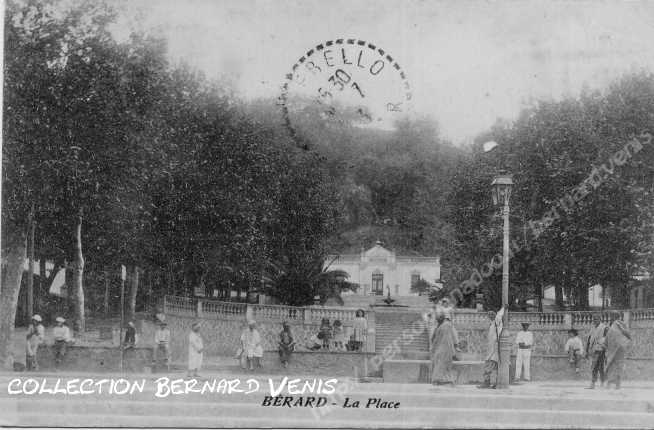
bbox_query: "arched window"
[411,271,421,287]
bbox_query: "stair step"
[4,402,653,428]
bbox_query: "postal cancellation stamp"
[278,38,413,146]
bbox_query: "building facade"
[326,241,440,297]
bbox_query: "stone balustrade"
[163,295,654,330]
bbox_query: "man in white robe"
[241,321,263,370]
[188,322,203,377]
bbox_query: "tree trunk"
[555,284,564,309]
[167,261,173,295]
[103,269,110,317]
[128,265,139,320]
[72,214,85,333]
[39,257,46,307]
[26,216,35,323]
[577,283,588,310]
[0,223,27,369]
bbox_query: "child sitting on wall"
[318,318,332,350]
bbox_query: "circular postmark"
[278,38,412,148]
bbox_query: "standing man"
[478,306,505,389]
[430,308,457,385]
[123,321,137,350]
[53,317,72,366]
[241,320,263,370]
[604,312,631,390]
[514,322,533,382]
[187,322,203,378]
[154,321,171,371]
[585,315,607,389]
[26,315,44,371]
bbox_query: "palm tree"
[262,255,358,306]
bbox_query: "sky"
[113,0,654,144]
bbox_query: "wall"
[142,316,337,363]
[455,326,654,359]
[35,345,152,372]
[261,351,375,378]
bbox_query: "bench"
[382,359,485,384]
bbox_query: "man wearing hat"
[53,317,72,366]
[154,321,171,371]
[514,322,534,381]
[26,315,44,371]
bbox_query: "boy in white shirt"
[515,322,533,381]
[53,317,72,366]
[154,322,171,371]
[565,329,584,374]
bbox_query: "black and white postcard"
[2,0,654,428]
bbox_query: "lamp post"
[491,171,514,389]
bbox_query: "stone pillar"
[498,329,511,389]
[564,313,572,328]
[630,289,637,309]
[366,309,376,353]
[623,310,631,328]
[196,299,203,318]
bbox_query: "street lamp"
[491,171,513,389]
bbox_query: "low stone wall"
[141,316,328,363]
[519,355,654,381]
[456,326,654,359]
[35,345,152,373]
[261,351,375,378]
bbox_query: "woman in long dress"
[430,309,457,385]
[604,312,631,389]
[188,322,204,377]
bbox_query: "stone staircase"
[374,309,430,355]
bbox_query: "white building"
[326,241,440,297]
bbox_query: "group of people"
[306,310,368,352]
[149,311,370,376]
[24,314,73,371]
[565,313,632,389]
[152,319,204,377]
[429,305,633,390]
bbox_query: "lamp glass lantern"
[491,173,514,207]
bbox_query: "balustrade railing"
[451,310,488,326]
[570,310,617,326]
[163,296,196,315]
[163,296,654,329]
[306,306,357,323]
[202,300,246,316]
[252,304,304,321]
[632,308,654,320]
